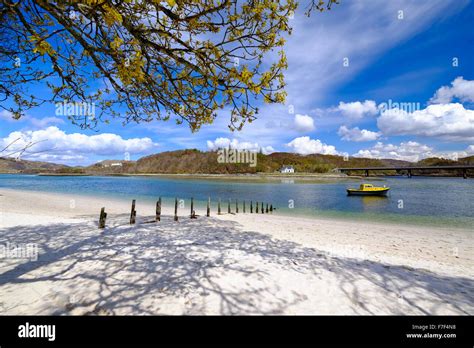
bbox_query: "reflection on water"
[359,195,389,209]
[280,179,294,184]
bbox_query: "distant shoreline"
[106,172,370,181]
[37,173,92,177]
[1,171,470,180]
[3,172,375,181]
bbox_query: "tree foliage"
[0,0,338,131]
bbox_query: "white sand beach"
[0,188,473,315]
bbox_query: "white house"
[101,161,124,168]
[280,165,295,173]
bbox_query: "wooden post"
[228,199,231,214]
[243,200,246,213]
[130,199,136,224]
[270,204,273,213]
[218,198,221,215]
[99,207,107,229]
[256,202,258,214]
[190,197,196,218]
[156,197,161,221]
[250,201,253,213]
[207,197,210,217]
[266,203,269,213]
[174,197,178,222]
[235,199,238,214]
[261,203,264,214]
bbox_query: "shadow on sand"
[0,214,473,315]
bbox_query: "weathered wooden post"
[235,199,238,213]
[250,201,253,213]
[256,202,259,214]
[156,197,161,221]
[270,204,273,213]
[130,199,136,224]
[266,203,269,213]
[228,199,231,214]
[174,197,178,222]
[218,198,221,215]
[207,197,210,217]
[261,203,264,214]
[99,207,107,229]
[190,197,196,218]
[243,200,246,213]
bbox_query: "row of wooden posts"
[98,198,275,229]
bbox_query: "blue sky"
[1,0,473,165]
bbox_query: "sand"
[0,188,473,315]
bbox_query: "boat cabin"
[347,183,389,196]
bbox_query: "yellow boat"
[347,183,390,196]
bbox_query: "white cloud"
[355,142,474,162]
[0,126,157,163]
[354,141,433,162]
[206,137,274,154]
[0,110,15,121]
[293,114,315,132]
[47,0,465,152]
[434,145,474,161]
[338,125,381,142]
[377,103,474,141]
[0,111,65,128]
[282,1,468,109]
[337,100,378,119]
[430,77,474,104]
[29,116,65,128]
[286,136,338,155]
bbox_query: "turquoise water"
[0,174,473,229]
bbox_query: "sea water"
[0,174,472,229]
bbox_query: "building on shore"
[280,165,295,174]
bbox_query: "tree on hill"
[1,0,338,131]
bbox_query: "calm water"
[0,174,473,229]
